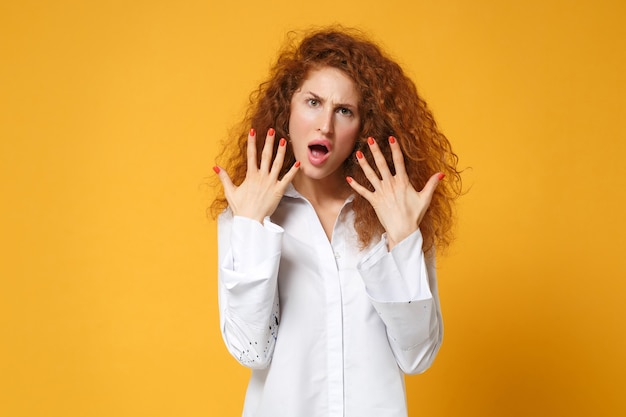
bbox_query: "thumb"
[213,165,235,194]
[420,172,444,204]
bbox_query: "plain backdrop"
[1,0,625,416]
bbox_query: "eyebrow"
[305,91,358,111]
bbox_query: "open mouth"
[307,142,332,166]
[308,144,329,158]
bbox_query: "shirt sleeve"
[217,211,283,369]
[356,229,443,375]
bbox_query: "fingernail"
[346,176,353,183]
[437,173,445,180]
[294,161,301,168]
[249,128,255,136]
[279,138,286,146]
[389,136,396,144]
[213,166,220,174]
[268,128,275,136]
[367,137,375,145]
[356,150,364,159]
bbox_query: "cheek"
[289,111,307,135]
[339,123,360,145]
[335,128,359,157]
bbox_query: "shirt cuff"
[230,216,284,273]
[357,229,432,302]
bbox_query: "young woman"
[212,27,462,417]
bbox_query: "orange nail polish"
[250,128,255,136]
[346,176,353,183]
[213,166,220,174]
[279,138,286,146]
[389,136,396,144]
[268,128,275,136]
[437,173,445,180]
[295,161,301,168]
[368,137,375,145]
[356,150,364,159]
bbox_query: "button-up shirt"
[217,185,443,417]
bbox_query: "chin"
[301,165,341,181]
[299,166,324,180]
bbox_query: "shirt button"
[334,252,341,260]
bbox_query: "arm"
[348,136,445,373]
[217,211,284,369]
[214,128,299,368]
[357,229,442,374]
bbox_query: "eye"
[307,98,320,107]
[337,107,353,117]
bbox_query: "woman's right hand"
[214,128,300,223]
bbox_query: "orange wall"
[1,1,624,416]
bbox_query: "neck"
[292,172,352,205]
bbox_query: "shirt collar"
[284,183,355,204]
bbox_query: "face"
[288,66,361,183]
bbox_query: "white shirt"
[217,185,443,417]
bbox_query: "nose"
[317,108,334,136]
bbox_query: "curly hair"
[211,26,462,253]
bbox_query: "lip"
[307,139,332,166]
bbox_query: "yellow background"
[1,0,625,416]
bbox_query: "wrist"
[232,209,265,225]
[385,227,419,251]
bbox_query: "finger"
[213,165,236,199]
[270,137,287,177]
[259,128,276,172]
[420,172,445,205]
[346,176,374,201]
[367,136,393,181]
[355,149,382,188]
[276,160,301,191]
[388,136,408,179]
[246,128,258,173]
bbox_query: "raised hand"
[214,128,300,223]
[347,136,444,250]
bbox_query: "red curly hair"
[211,26,462,252]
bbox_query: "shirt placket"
[298,194,353,417]
[308,227,339,417]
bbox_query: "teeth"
[309,144,328,156]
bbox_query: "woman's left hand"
[347,136,444,250]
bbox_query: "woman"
[212,27,462,417]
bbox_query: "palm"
[347,136,443,249]
[214,129,300,223]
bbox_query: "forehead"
[295,66,360,102]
